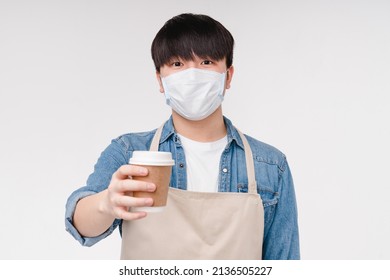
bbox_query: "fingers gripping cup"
[129,151,175,212]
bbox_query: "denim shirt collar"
[158,115,245,150]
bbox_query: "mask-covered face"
[161,68,226,121]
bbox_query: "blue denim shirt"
[65,116,300,259]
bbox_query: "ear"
[225,66,234,89]
[156,71,164,93]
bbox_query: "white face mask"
[161,68,227,121]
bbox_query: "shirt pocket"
[237,183,279,224]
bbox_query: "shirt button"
[179,163,184,168]
[222,168,228,173]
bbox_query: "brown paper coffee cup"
[129,151,174,212]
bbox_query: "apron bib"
[121,125,264,259]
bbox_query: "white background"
[0,0,389,260]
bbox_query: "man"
[65,13,300,259]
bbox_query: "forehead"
[167,55,227,63]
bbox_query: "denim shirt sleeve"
[65,137,127,247]
[262,157,300,259]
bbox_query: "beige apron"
[120,125,264,259]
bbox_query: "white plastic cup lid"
[129,151,175,166]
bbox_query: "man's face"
[156,55,234,93]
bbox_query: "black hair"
[151,13,234,72]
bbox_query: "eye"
[171,61,183,67]
[201,60,213,65]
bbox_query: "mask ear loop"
[219,71,228,98]
[161,78,171,106]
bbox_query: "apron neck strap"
[150,125,163,152]
[235,129,257,194]
[149,123,257,194]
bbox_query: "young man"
[65,13,300,259]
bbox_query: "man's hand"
[100,165,156,220]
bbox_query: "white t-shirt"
[177,133,228,192]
